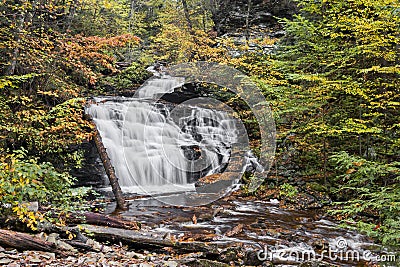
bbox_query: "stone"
[77,257,86,265]
[46,233,59,244]
[29,258,42,263]
[42,252,56,260]
[57,240,77,252]
[0,258,13,264]
[5,254,20,259]
[164,261,178,267]
[86,239,95,246]
[126,251,145,259]
[85,257,97,264]
[92,241,102,251]
[5,249,17,254]
[101,245,113,253]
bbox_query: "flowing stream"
[87,74,393,266]
[104,195,389,267]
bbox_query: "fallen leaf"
[225,224,244,237]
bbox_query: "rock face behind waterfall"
[71,140,107,187]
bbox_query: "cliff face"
[211,0,297,35]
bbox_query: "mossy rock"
[307,182,328,192]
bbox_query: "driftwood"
[68,212,140,230]
[82,225,219,255]
[0,229,71,256]
[91,120,126,210]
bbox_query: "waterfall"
[86,75,242,194]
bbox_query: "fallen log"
[63,240,96,252]
[68,212,140,230]
[90,116,126,210]
[0,229,71,256]
[82,225,219,255]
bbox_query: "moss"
[307,182,328,193]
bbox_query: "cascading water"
[86,74,243,195]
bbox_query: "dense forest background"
[0,0,399,247]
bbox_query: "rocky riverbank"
[0,244,227,267]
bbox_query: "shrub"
[101,63,152,91]
[329,151,400,246]
[0,149,91,230]
[279,183,298,199]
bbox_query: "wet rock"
[181,145,202,161]
[70,140,107,187]
[0,258,13,264]
[85,239,95,246]
[269,30,286,38]
[195,172,240,189]
[4,249,17,254]
[225,224,244,237]
[218,246,245,263]
[244,249,265,266]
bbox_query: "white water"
[86,75,240,194]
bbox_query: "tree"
[0,0,139,227]
[275,0,399,165]
[272,0,400,245]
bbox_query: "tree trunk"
[245,0,251,43]
[7,13,25,75]
[68,212,139,230]
[0,229,70,256]
[181,0,193,31]
[82,225,219,254]
[91,121,126,210]
[65,0,79,31]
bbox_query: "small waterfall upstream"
[86,74,244,195]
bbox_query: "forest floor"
[0,245,214,267]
